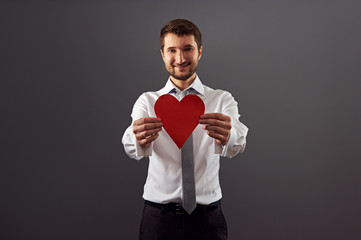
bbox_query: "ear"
[198,46,203,60]
[160,49,165,61]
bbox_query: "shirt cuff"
[214,126,237,157]
[134,133,153,157]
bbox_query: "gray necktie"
[179,89,196,215]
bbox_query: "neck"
[170,73,197,91]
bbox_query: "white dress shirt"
[122,76,248,205]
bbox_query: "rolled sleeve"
[214,92,249,158]
[122,93,154,160]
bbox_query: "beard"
[166,62,199,81]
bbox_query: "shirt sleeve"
[214,91,248,158]
[121,93,153,160]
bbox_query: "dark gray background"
[1,0,361,239]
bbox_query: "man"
[122,19,248,240]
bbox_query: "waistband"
[144,200,221,215]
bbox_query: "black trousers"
[139,200,227,240]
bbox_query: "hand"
[199,113,231,146]
[133,117,163,148]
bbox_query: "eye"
[184,47,193,52]
[168,49,176,53]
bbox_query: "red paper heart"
[154,94,205,149]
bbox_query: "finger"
[206,131,229,145]
[138,133,159,148]
[200,113,230,121]
[199,119,231,129]
[202,125,230,136]
[133,117,161,126]
[135,127,162,140]
[133,122,163,133]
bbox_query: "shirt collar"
[158,75,205,96]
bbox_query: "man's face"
[161,33,202,81]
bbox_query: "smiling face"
[161,33,202,84]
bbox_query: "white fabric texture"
[122,76,248,205]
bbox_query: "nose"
[175,51,186,65]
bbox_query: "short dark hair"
[160,19,202,51]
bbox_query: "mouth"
[174,63,190,71]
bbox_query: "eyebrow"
[166,45,195,50]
